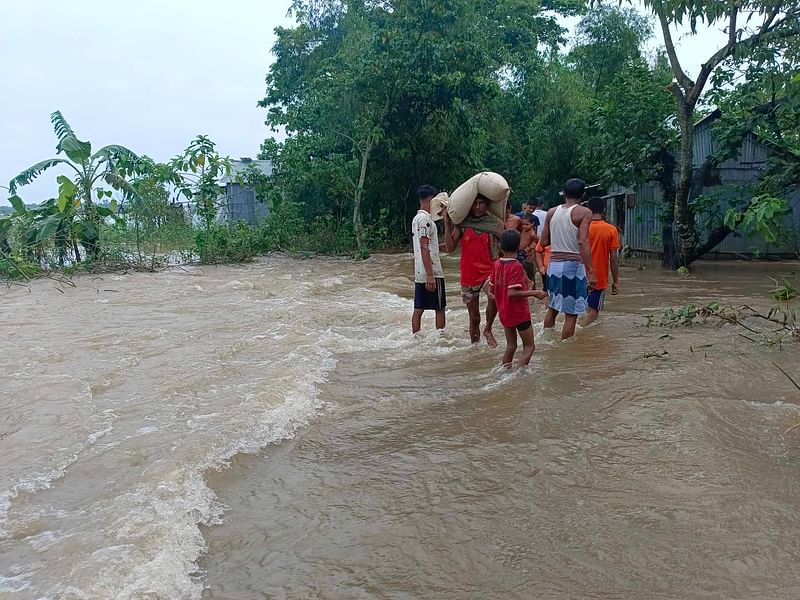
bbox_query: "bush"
[260,201,306,252]
[305,214,358,254]
[0,251,39,280]
[196,222,259,264]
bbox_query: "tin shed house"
[218,158,272,225]
[605,111,800,258]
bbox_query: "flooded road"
[1,255,799,599]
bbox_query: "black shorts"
[514,320,532,332]
[414,278,446,311]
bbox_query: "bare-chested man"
[538,178,596,340]
[504,203,522,232]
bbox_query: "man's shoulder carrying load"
[445,172,510,225]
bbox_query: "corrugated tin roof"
[694,108,722,130]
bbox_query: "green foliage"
[580,55,676,187]
[723,194,791,243]
[170,136,232,231]
[646,297,800,345]
[8,111,136,260]
[711,46,800,196]
[635,0,800,265]
[195,223,259,264]
[235,163,273,206]
[570,4,654,92]
[769,278,798,302]
[258,201,362,256]
[263,0,582,245]
[260,201,306,252]
[0,251,39,280]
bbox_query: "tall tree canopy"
[260,0,799,261]
[261,0,583,248]
[638,0,800,265]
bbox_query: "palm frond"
[103,172,138,198]
[50,111,91,163]
[50,110,77,141]
[9,158,70,194]
[93,144,139,164]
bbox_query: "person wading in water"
[585,195,620,325]
[443,195,503,347]
[538,178,596,340]
[411,185,446,333]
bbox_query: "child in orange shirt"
[585,196,621,324]
[534,240,551,293]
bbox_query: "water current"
[1,254,798,599]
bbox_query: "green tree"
[262,0,584,249]
[712,49,800,193]
[570,4,653,92]
[639,0,800,266]
[9,111,137,258]
[116,154,187,262]
[580,55,679,262]
[170,135,231,232]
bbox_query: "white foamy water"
[0,256,475,599]
[3,255,799,599]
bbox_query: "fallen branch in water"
[773,362,800,393]
[645,301,799,347]
[771,362,800,435]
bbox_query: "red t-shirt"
[589,220,621,290]
[491,258,531,328]
[460,227,493,286]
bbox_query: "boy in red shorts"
[489,229,547,368]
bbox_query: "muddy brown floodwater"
[1,255,799,599]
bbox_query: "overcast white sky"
[0,1,726,207]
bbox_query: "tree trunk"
[656,149,678,268]
[82,183,101,259]
[673,107,697,267]
[353,136,374,253]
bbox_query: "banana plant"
[8,111,138,258]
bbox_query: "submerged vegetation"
[4,1,800,281]
[645,290,800,347]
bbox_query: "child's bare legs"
[465,296,481,343]
[561,314,578,340]
[483,295,498,348]
[412,309,424,333]
[517,326,536,367]
[502,326,517,367]
[543,307,558,329]
[435,309,445,330]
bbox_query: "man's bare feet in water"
[483,328,498,348]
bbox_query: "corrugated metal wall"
[224,183,270,225]
[692,124,768,169]
[611,180,800,256]
[609,123,798,257]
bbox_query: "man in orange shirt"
[585,196,620,325]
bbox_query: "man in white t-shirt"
[530,197,548,236]
[411,184,446,333]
